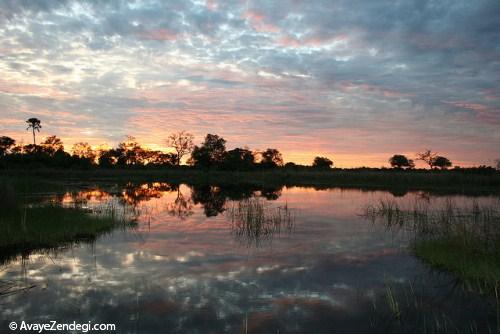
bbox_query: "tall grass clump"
[226,198,295,246]
[0,181,137,264]
[363,199,500,293]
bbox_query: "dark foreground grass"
[0,179,137,263]
[0,204,136,264]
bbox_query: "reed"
[226,198,295,246]
[0,181,137,264]
[363,199,500,292]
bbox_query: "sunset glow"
[0,1,499,167]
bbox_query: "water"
[1,183,498,333]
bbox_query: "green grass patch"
[0,204,136,263]
[414,237,500,291]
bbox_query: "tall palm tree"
[26,118,42,145]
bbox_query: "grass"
[363,199,500,292]
[0,180,137,264]
[369,280,499,333]
[226,198,295,246]
[0,205,137,264]
[384,284,401,321]
[414,238,500,292]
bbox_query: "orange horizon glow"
[1,129,487,168]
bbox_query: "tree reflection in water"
[53,182,286,219]
[121,182,177,207]
[166,185,194,219]
[190,185,226,217]
[190,184,284,217]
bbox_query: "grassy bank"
[2,168,499,195]
[0,180,136,263]
[364,199,500,293]
[414,237,500,292]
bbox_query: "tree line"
[0,118,334,170]
[388,150,452,170]
[0,117,497,171]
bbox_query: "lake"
[1,182,498,333]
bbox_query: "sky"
[0,0,499,167]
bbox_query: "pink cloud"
[138,28,178,41]
[205,0,218,11]
[449,102,489,112]
[339,81,414,99]
[482,89,499,101]
[243,9,280,33]
[446,101,500,125]
[0,79,70,100]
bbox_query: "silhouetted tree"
[166,131,194,166]
[26,118,41,145]
[95,143,111,160]
[41,135,64,156]
[0,136,15,156]
[146,151,177,166]
[189,134,226,169]
[260,148,283,168]
[51,149,72,167]
[22,144,39,154]
[10,144,24,154]
[98,149,120,167]
[116,136,147,166]
[389,154,415,169]
[416,149,437,169]
[312,156,333,169]
[221,148,255,170]
[432,156,452,170]
[72,142,96,162]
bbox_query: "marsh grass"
[0,181,137,264]
[369,280,498,334]
[226,198,295,246]
[384,284,401,321]
[363,199,500,292]
[0,205,137,263]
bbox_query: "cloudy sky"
[0,0,499,167]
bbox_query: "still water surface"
[1,183,498,333]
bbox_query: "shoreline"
[2,168,499,195]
